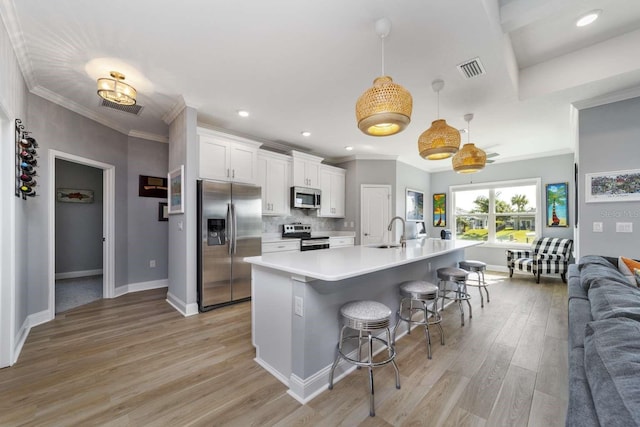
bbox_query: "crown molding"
[128,130,169,143]
[0,0,37,90]
[572,85,640,110]
[31,85,130,135]
[162,96,189,125]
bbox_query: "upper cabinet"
[319,165,346,218]
[258,150,290,216]
[290,150,323,188]
[198,128,262,184]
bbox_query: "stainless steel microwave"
[291,186,321,209]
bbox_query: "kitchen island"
[245,238,482,403]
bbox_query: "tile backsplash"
[262,209,341,233]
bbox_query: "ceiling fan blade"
[486,152,499,158]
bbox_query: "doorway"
[48,151,115,320]
[360,184,392,246]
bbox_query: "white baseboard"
[12,310,50,365]
[487,265,509,273]
[55,269,103,280]
[113,279,169,298]
[166,292,199,317]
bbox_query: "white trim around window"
[450,177,542,246]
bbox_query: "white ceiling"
[2,0,640,171]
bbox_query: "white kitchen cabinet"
[258,150,290,216]
[319,165,346,218]
[290,150,323,188]
[198,128,261,184]
[329,236,355,249]
[262,240,300,253]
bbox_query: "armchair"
[506,237,573,283]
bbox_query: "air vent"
[100,99,144,115]
[457,57,485,79]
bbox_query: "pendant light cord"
[380,36,385,76]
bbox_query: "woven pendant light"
[355,18,412,137]
[418,80,460,159]
[452,114,486,174]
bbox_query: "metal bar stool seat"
[437,267,471,326]
[392,280,444,359]
[459,260,490,308]
[328,300,401,417]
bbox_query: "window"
[451,178,541,245]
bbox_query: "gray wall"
[55,159,103,274]
[578,97,640,259]
[396,161,430,240]
[26,94,170,314]
[336,159,429,244]
[127,136,169,284]
[0,14,29,362]
[167,106,198,311]
[430,153,575,267]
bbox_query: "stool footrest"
[336,336,397,368]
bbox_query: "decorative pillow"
[618,256,638,286]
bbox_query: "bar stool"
[437,267,471,326]
[459,260,490,308]
[328,300,400,417]
[392,280,444,359]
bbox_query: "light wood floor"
[0,272,568,426]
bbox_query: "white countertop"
[246,238,481,281]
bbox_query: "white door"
[361,185,391,246]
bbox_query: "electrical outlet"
[149,260,156,268]
[294,296,304,317]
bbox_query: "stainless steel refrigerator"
[197,180,262,311]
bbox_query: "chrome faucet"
[387,216,406,248]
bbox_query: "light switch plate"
[294,296,304,317]
[616,222,633,233]
[593,222,603,232]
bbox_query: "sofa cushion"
[589,278,640,322]
[568,266,588,301]
[568,298,592,349]
[566,347,600,427]
[578,255,616,269]
[584,318,640,427]
[580,263,634,293]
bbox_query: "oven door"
[300,238,330,251]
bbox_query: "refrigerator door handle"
[231,202,238,254]
[227,203,233,255]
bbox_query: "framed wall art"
[56,188,94,203]
[546,182,569,227]
[139,175,168,198]
[585,169,640,203]
[168,165,184,214]
[158,202,168,221]
[433,193,446,227]
[406,188,425,222]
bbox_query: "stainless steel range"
[282,223,330,251]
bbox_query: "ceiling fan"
[485,152,499,163]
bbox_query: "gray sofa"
[567,255,640,427]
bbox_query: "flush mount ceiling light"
[237,110,250,117]
[452,113,486,174]
[355,18,412,137]
[97,71,136,106]
[576,9,601,27]
[345,146,354,151]
[301,131,311,137]
[418,79,461,160]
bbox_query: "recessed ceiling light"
[576,10,601,27]
[301,131,311,137]
[345,146,354,151]
[237,110,250,117]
